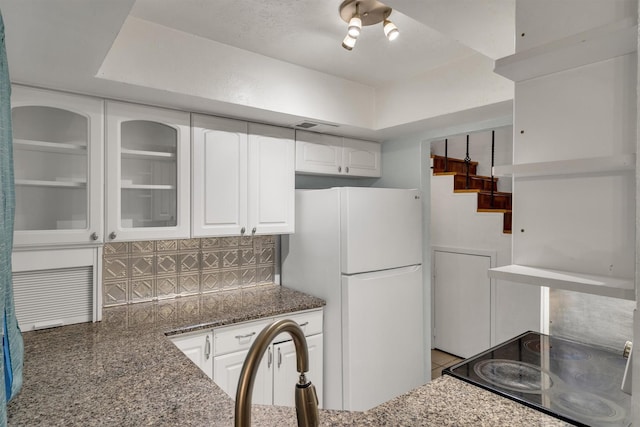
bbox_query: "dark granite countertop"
[6,284,571,426]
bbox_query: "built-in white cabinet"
[170,309,323,408]
[170,330,213,379]
[295,130,381,178]
[106,101,190,242]
[212,309,323,408]
[11,85,104,247]
[490,13,637,301]
[192,114,295,237]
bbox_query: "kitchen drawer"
[274,309,323,339]
[214,319,272,356]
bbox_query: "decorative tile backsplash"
[103,236,276,307]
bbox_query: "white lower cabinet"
[170,330,214,379]
[171,308,323,407]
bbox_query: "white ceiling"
[0,0,515,140]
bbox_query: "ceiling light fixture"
[339,0,399,51]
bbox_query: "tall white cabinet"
[105,101,191,242]
[11,85,104,247]
[192,114,295,237]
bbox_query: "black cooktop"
[443,331,631,427]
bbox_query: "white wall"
[375,54,514,130]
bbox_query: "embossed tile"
[131,278,154,302]
[156,253,177,274]
[177,298,199,318]
[156,240,178,252]
[201,272,221,293]
[201,250,221,271]
[179,274,200,296]
[103,280,128,306]
[131,255,154,277]
[103,256,129,280]
[240,236,253,246]
[201,237,220,248]
[222,250,239,268]
[156,301,177,321]
[221,236,239,247]
[128,304,155,326]
[156,276,178,299]
[259,247,274,264]
[222,270,240,289]
[241,267,256,286]
[256,266,274,284]
[131,240,154,253]
[104,242,129,255]
[179,251,200,273]
[260,235,275,245]
[179,238,200,251]
[240,248,256,266]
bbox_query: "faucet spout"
[235,319,319,427]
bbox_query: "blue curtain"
[0,8,24,424]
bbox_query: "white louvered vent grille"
[13,267,93,331]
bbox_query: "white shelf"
[15,179,87,188]
[493,153,635,177]
[494,17,637,82]
[14,138,87,154]
[121,148,175,160]
[121,184,175,190]
[488,264,634,301]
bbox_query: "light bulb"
[348,15,361,38]
[383,19,399,41]
[342,33,357,51]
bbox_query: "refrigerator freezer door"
[341,265,424,411]
[340,187,422,274]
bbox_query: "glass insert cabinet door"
[11,85,104,247]
[105,101,190,241]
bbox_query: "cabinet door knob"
[252,227,257,235]
[345,166,350,173]
[109,232,117,240]
[338,166,342,173]
[277,347,282,368]
[90,232,99,241]
[240,227,246,235]
[268,347,273,368]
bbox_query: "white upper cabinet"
[11,85,104,247]
[105,101,190,242]
[295,130,380,178]
[247,123,295,235]
[192,115,294,237]
[341,137,381,178]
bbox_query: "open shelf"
[15,179,87,188]
[492,153,635,177]
[14,138,87,154]
[121,148,175,160]
[494,17,637,82]
[488,264,634,301]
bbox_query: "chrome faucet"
[235,319,319,427]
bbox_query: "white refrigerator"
[281,187,425,411]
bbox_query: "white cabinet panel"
[11,85,104,246]
[295,131,342,175]
[434,251,491,358]
[213,348,272,405]
[342,138,381,177]
[192,115,294,237]
[170,331,213,379]
[192,115,248,236]
[272,334,323,408]
[248,123,295,235]
[295,130,380,178]
[106,101,190,241]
